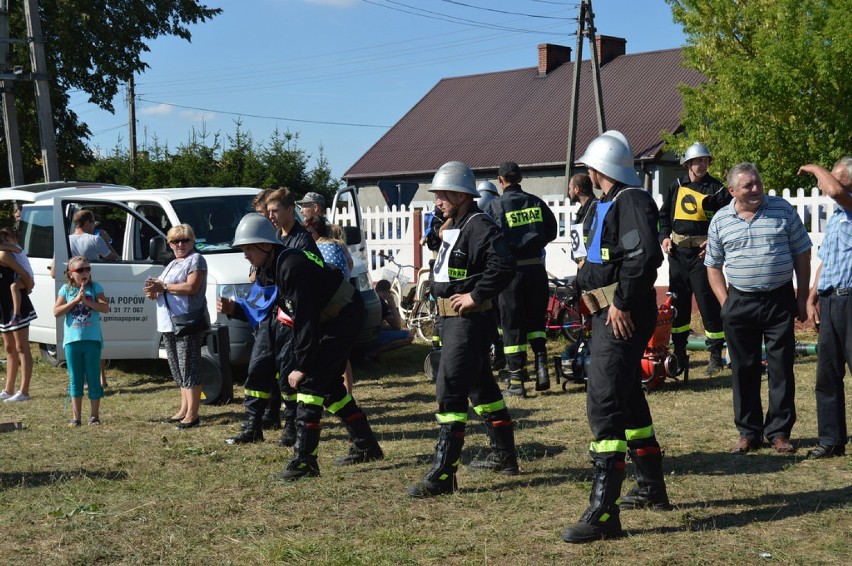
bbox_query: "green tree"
[664,0,852,190]
[0,0,221,185]
[78,124,341,197]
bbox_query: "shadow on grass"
[666,450,807,476]
[0,468,128,489]
[629,485,852,536]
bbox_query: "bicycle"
[377,251,437,343]
[544,275,583,342]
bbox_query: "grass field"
[1,335,850,566]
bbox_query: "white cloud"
[140,103,174,117]
[179,110,217,123]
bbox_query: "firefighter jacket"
[659,173,728,241]
[273,248,351,374]
[577,184,663,311]
[430,205,515,304]
[484,184,558,261]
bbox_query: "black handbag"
[163,292,209,337]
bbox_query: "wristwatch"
[163,283,169,294]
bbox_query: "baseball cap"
[497,161,521,178]
[296,192,327,208]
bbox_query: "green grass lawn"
[1,338,849,566]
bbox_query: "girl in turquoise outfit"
[53,256,110,426]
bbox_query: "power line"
[437,0,571,19]
[360,0,559,33]
[137,99,391,129]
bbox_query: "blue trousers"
[66,340,103,400]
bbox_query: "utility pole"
[564,0,606,196]
[128,76,137,168]
[0,0,23,185]
[24,0,59,181]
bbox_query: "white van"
[0,183,380,404]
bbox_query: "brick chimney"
[594,35,626,65]
[537,43,572,76]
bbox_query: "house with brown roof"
[344,36,707,207]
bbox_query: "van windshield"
[170,195,257,253]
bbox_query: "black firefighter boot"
[562,458,626,543]
[408,423,465,498]
[534,351,551,391]
[277,400,297,448]
[225,415,264,445]
[334,408,385,466]
[706,339,725,375]
[273,421,321,481]
[504,369,528,397]
[671,332,689,375]
[491,338,507,372]
[468,419,519,475]
[620,446,672,510]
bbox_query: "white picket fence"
[335,188,835,288]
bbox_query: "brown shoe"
[771,437,795,454]
[731,437,761,454]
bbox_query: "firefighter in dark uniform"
[477,180,507,372]
[408,161,517,498]
[265,187,322,446]
[484,161,558,397]
[220,214,382,479]
[562,131,671,544]
[659,143,730,374]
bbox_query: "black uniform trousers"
[723,283,797,442]
[815,292,852,446]
[436,310,509,422]
[586,290,658,461]
[243,315,291,418]
[296,294,365,426]
[498,264,548,371]
[669,246,723,342]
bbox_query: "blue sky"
[70,0,686,181]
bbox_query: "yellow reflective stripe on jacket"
[506,206,543,227]
[590,439,627,453]
[303,250,325,268]
[283,393,297,402]
[705,330,725,340]
[625,425,654,441]
[436,412,468,424]
[244,388,271,399]
[326,394,353,415]
[297,393,325,407]
[503,344,527,354]
[473,399,506,416]
[671,323,691,335]
[527,331,546,340]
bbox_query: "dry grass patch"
[1,338,849,565]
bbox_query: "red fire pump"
[640,293,686,391]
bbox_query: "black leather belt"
[821,287,851,297]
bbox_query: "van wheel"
[199,349,233,405]
[39,344,66,368]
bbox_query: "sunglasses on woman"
[170,238,191,245]
[70,267,91,273]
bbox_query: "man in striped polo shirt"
[705,163,811,454]
[800,157,852,459]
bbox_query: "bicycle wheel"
[558,304,582,342]
[411,298,436,342]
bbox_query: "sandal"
[68,419,81,427]
[88,417,101,426]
